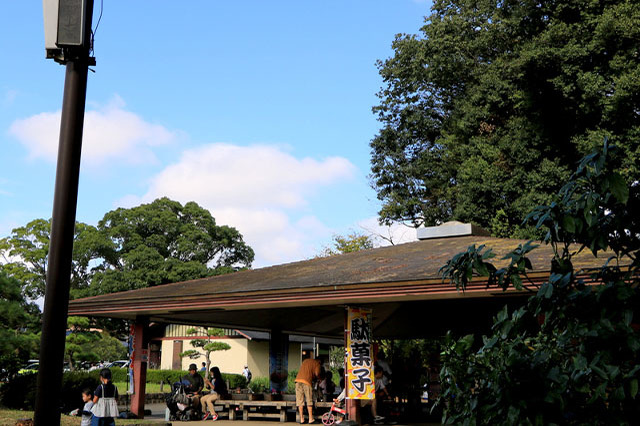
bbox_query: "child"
[332,388,347,424]
[91,368,119,426]
[71,388,94,426]
[320,371,336,402]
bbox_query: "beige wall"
[178,337,248,375]
[247,340,269,378]
[288,343,302,373]
[160,340,175,370]
[159,337,302,379]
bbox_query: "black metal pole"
[34,2,93,424]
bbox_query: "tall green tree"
[63,317,127,369]
[88,197,254,295]
[0,219,112,299]
[0,198,254,300]
[0,273,40,379]
[64,316,100,370]
[438,142,640,423]
[370,0,640,237]
[85,332,128,363]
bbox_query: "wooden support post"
[347,398,361,425]
[231,403,239,421]
[130,317,149,418]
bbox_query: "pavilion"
[67,223,610,419]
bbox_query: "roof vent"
[417,221,489,240]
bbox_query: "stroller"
[166,381,202,421]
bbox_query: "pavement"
[138,403,440,426]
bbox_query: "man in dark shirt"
[182,363,205,408]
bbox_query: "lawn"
[114,382,166,394]
[0,408,158,424]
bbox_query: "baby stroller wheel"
[322,412,335,425]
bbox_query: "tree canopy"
[89,197,255,295]
[319,232,375,257]
[437,142,640,423]
[0,197,254,300]
[370,0,640,237]
[0,272,40,379]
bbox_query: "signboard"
[346,307,375,399]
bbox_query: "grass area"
[114,382,166,394]
[0,408,158,425]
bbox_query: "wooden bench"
[212,400,240,420]
[213,397,335,422]
[233,400,294,422]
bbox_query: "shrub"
[244,371,296,394]
[107,366,127,383]
[141,369,246,390]
[60,372,100,411]
[223,373,247,389]
[0,371,100,412]
[145,369,186,386]
[248,376,269,393]
[437,142,640,424]
[287,370,298,394]
[0,373,37,410]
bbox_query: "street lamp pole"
[35,1,94,424]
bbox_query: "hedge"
[140,368,247,389]
[248,370,298,394]
[0,368,247,411]
[0,371,100,412]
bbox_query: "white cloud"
[143,144,355,209]
[8,95,175,166]
[120,143,355,266]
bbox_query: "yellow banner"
[346,307,374,399]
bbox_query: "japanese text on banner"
[346,307,374,399]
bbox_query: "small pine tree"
[179,327,231,373]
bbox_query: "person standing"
[318,370,336,402]
[363,366,389,423]
[242,365,252,385]
[375,350,393,388]
[295,358,321,424]
[70,388,94,426]
[91,368,119,426]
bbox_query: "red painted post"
[130,318,149,418]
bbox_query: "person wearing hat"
[182,363,205,409]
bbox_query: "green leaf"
[630,379,638,399]
[511,274,522,290]
[608,174,629,204]
[562,215,576,233]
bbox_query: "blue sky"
[1,1,428,267]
